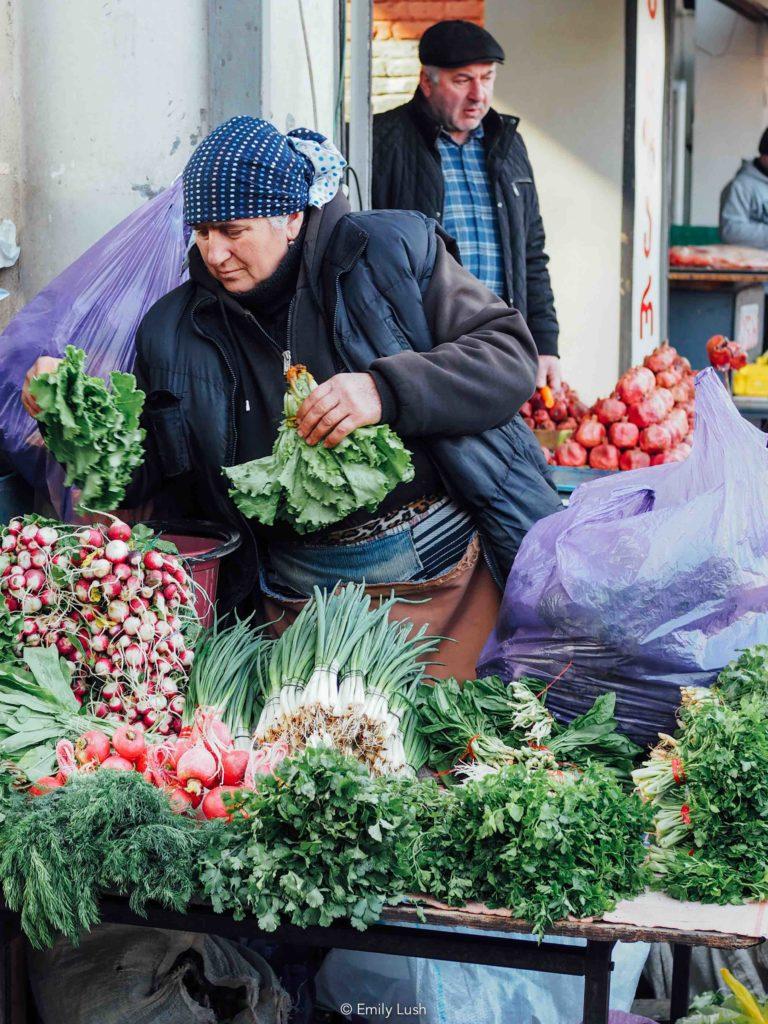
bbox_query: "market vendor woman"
[22,116,559,676]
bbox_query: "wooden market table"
[0,897,762,1024]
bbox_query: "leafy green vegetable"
[224,365,414,534]
[0,771,205,947]
[415,676,641,781]
[198,746,419,931]
[0,648,112,780]
[715,645,768,703]
[30,345,145,511]
[405,762,649,938]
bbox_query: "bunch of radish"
[551,343,696,471]
[29,723,150,795]
[0,515,197,733]
[147,707,288,821]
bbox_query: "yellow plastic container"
[733,353,768,397]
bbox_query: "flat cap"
[418,20,505,69]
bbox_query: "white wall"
[0,0,22,330]
[486,0,625,403]
[690,0,768,225]
[17,0,211,301]
[261,0,337,138]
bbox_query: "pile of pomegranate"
[530,344,696,472]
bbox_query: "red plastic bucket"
[141,520,241,628]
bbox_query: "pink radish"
[101,754,133,771]
[107,521,132,542]
[143,550,164,571]
[222,749,249,786]
[90,558,111,579]
[202,786,247,821]
[29,775,64,796]
[35,527,58,547]
[105,539,129,563]
[177,744,219,792]
[76,730,111,765]
[112,724,146,763]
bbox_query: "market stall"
[0,334,766,1024]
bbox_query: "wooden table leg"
[669,944,692,1023]
[582,940,614,1024]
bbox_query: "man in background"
[720,127,768,249]
[372,19,561,390]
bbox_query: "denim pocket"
[265,529,424,597]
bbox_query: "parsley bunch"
[30,345,145,511]
[198,746,419,932]
[407,763,649,938]
[715,644,768,703]
[0,771,205,948]
[224,365,414,534]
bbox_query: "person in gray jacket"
[719,128,768,248]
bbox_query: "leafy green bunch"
[415,676,641,782]
[224,365,414,534]
[0,771,206,948]
[648,695,768,905]
[715,645,768,704]
[405,762,650,938]
[198,746,419,931]
[29,345,145,511]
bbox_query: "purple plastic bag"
[478,368,768,745]
[0,178,187,506]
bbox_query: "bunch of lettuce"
[30,345,145,511]
[224,365,414,534]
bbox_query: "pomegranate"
[574,417,606,449]
[533,412,556,431]
[639,424,672,454]
[608,421,640,449]
[618,366,655,406]
[671,382,693,404]
[594,397,627,425]
[549,399,568,422]
[644,345,676,373]
[520,401,532,418]
[523,416,535,430]
[588,444,620,471]
[628,394,664,428]
[555,440,588,467]
[706,334,731,369]
[655,368,681,389]
[655,388,675,416]
[673,355,692,374]
[651,447,689,466]
[727,342,747,371]
[664,408,689,446]
[620,449,651,471]
[558,416,578,431]
[567,396,589,419]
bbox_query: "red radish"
[143,550,165,571]
[640,424,672,454]
[29,775,64,796]
[588,444,620,471]
[573,417,606,449]
[105,539,129,563]
[166,786,201,812]
[555,440,588,467]
[112,724,146,762]
[608,421,639,449]
[617,366,655,405]
[93,702,109,719]
[202,786,246,821]
[101,754,134,771]
[79,528,104,548]
[177,744,219,792]
[222,749,249,786]
[620,449,651,471]
[107,521,132,542]
[594,397,627,425]
[24,569,44,593]
[644,346,676,373]
[35,526,58,547]
[76,730,111,765]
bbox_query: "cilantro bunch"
[645,695,768,904]
[30,345,145,511]
[407,763,650,938]
[0,771,205,948]
[199,746,419,932]
[224,365,414,534]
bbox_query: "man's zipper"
[190,298,239,466]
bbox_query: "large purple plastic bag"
[478,368,768,745]
[0,178,187,501]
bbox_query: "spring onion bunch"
[253,584,439,775]
[183,614,272,747]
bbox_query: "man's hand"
[22,357,62,418]
[536,354,562,391]
[295,372,382,448]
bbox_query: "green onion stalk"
[254,599,318,741]
[183,614,271,747]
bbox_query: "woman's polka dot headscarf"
[182,116,346,226]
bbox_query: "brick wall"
[369,1,485,114]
